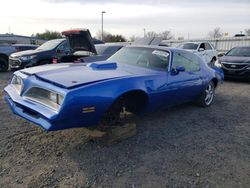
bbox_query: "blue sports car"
[4,46,224,131]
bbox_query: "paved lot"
[0,72,250,188]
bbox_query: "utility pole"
[143,28,146,38]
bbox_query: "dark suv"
[0,44,38,72]
[9,29,98,70]
[9,39,69,70]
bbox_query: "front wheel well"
[114,90,148,114]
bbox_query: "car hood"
[10,49,44,57]
[20,61,137,89]
[220,55,250,63]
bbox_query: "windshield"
[178,43,198,50]
[226,47,250,57]
[108,47,170,70]
[95,45,122,55]
[37,39,64,51]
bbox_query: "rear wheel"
[0,57,8,72]
[196,81,215,107]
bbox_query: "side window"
[57,42,70,52]
[172,52,200,72]
[205,43,212,50]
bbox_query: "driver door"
[166,51,203,105]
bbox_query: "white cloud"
[0,0,250,39]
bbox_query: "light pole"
[143,28,146,38]
[101,11,106,41]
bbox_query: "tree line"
[32,28,250,42]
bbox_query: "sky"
[0,0,250,40]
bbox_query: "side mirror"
[176,66,185,72]
[198,48,205,52]
[218,53,225,57]
[56,49,62,53]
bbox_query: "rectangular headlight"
[24,87,65,112]
[11,75,23,94]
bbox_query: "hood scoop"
[87,61,118,70]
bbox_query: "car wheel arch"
[110,89,149,114]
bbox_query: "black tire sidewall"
[0,57,8,72]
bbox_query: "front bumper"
[222,68,250,79]
[9,58,23,69]
[4,81,102,131]
[4,85,58,131]
[9,58,38,69]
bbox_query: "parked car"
[9,39,69,70]
[80,44,125,63]
[0,44,38,72]
[9,29,98,70]
[215,46,250,79]
[178,42,218,64]
[4,46,223,131]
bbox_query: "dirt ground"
[0,72,249,188]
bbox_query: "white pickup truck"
[178,42,218,65]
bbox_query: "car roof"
[12,44,39,47]
[95,44,125,47]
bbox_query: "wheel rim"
[204,83,214,105]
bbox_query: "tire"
[0,57,8,72]
[196,81,215,107]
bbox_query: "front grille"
[9,58,21,67]
[222,63,248,70]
